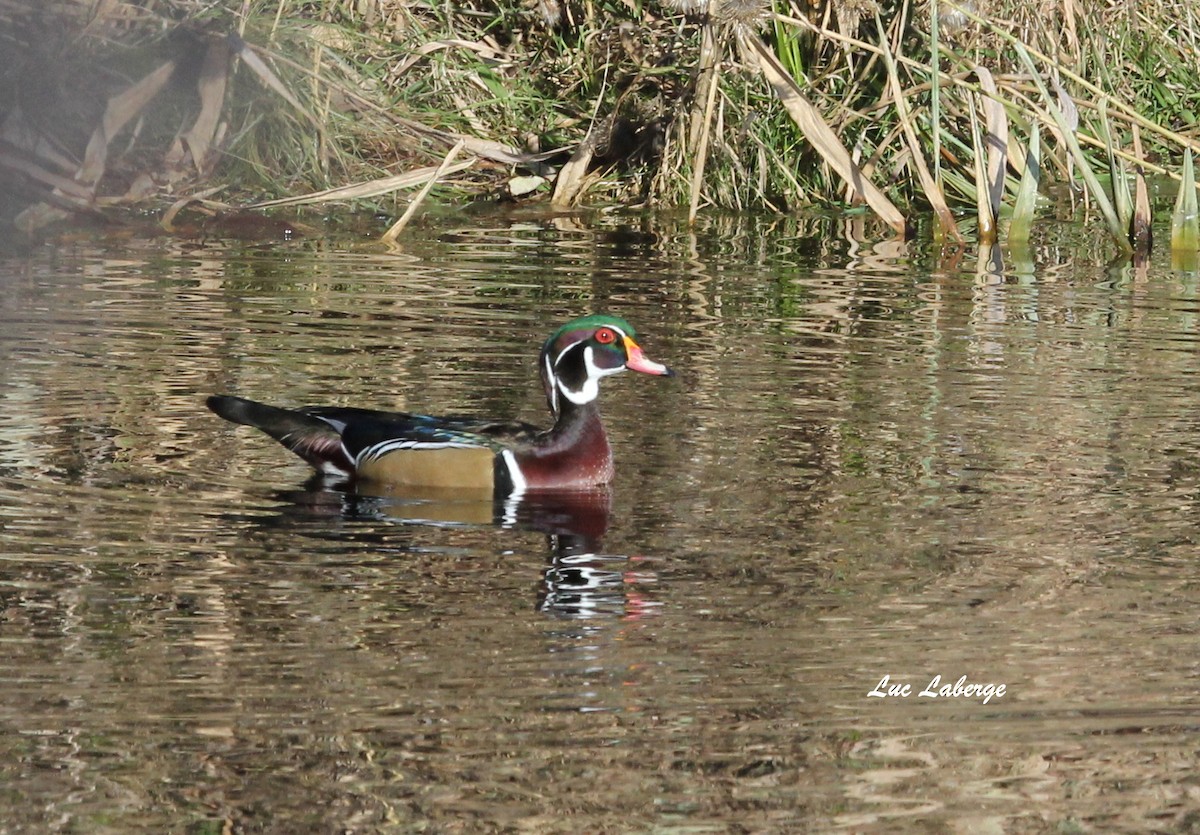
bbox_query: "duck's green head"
[539,314,672,414]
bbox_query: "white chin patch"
[557,345,623,405]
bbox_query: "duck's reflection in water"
[537,545,658,620]
[272,478,658,621]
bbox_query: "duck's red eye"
[595,327,617,345]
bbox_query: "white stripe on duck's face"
[551,327,631,409]
[556,344,627,406]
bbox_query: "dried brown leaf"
[688,36,722,224]
[161,185,227,232]
[975,64,1008,237]
[0,145,90,199]
[382,140,467,243]
[872,21,958,239]
[180,39,230,175]
[245,159,475,209]
[232,36,314,124]
[79,60,176,188]
[1131,125,1152,252]
[552,117,608,209]
[391,38,509,79]
[969,97,994,242]
[742,32,906,234]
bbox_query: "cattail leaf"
[968,96,995,242]
[1015,44,1130,251]
[930,4,944,187]
[975,64,1008,236]
[1131,125,1152,253]
[1009,124,1041,244]
[871,15,958,239]
[1171,149,1199,254]
[1098,100,1132,235]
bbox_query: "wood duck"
[207,314,672,496]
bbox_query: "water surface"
[1,213,1198,831]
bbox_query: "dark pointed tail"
[206,395,354,477]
